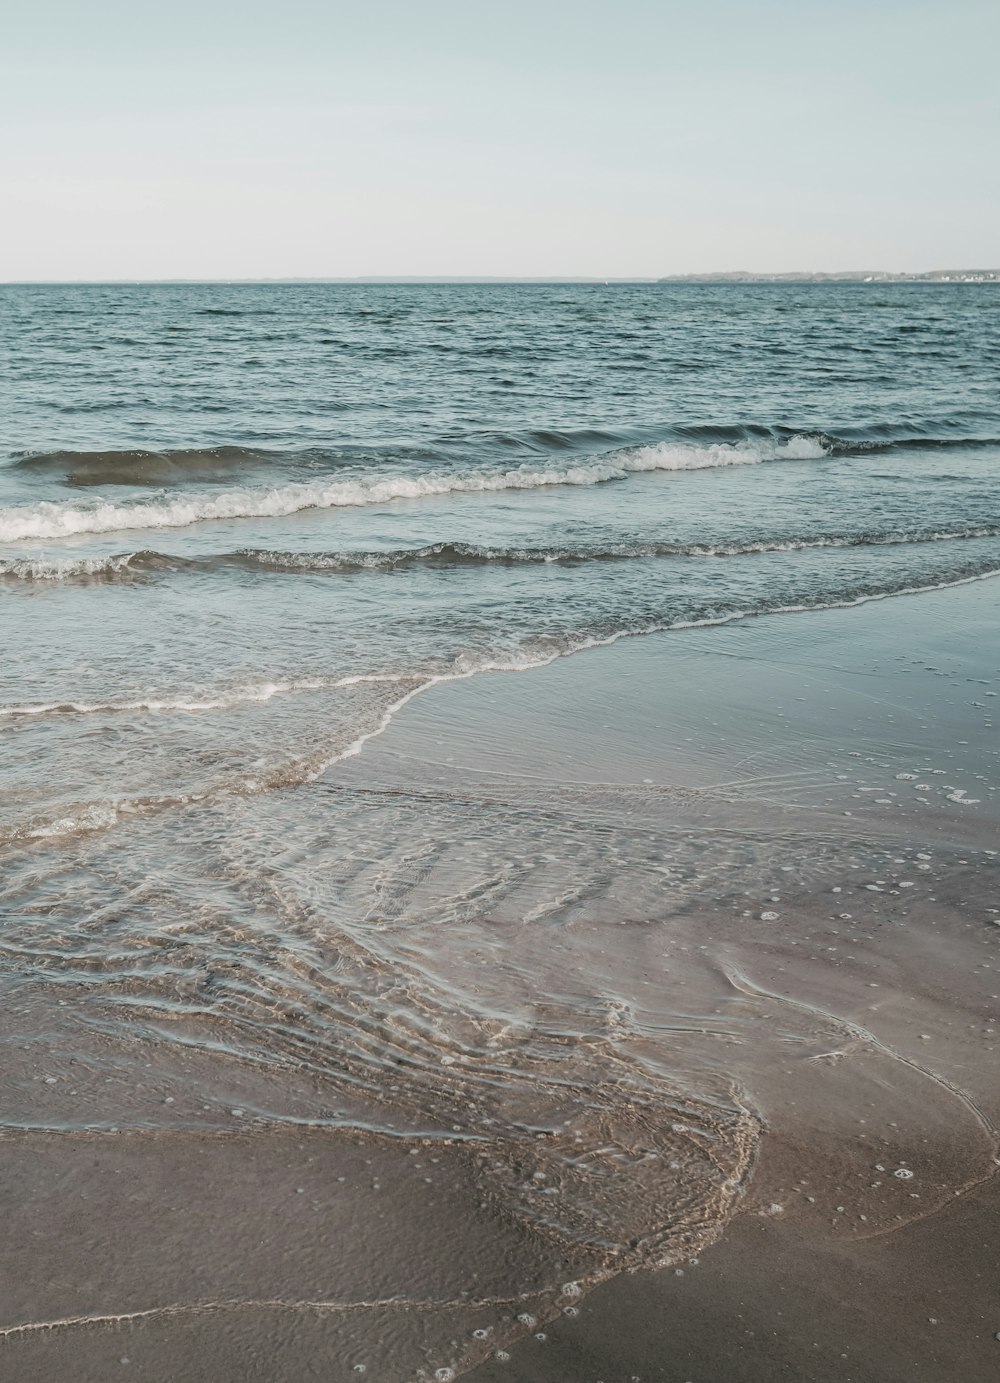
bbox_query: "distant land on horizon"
[5,269,999,285]
[657,268,1000,283]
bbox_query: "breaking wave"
[0,437,828,541]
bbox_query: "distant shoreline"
[3,271,999,286]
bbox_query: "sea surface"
[3,283,999,837]
[2,282,999,1375]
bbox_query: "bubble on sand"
[894,1168,915,1180]
[435,1370,456,1382]
[561,1282,582,1297]
[895,773,917,781]
[760,911,779,921]
[517,1313,537,1328]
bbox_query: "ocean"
[4,284,999,827]
[2,281,999,1379]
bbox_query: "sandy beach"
[2,575,998,1381]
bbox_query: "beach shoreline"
[3,578,999,1381]
[361,577,1000,1381]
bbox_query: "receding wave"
[4,562,1000,740]
[0,437,829,541]
[5,525,1000,584]
[4,561,1000,848]
[0,672,416,721]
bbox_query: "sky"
[3,0,998,280]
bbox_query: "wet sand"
[2,579,999,1381]
[469,1179,1000,1383]
[368,579,1000,1381]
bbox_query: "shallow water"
[2,282,999,1378]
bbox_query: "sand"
[2,579,999,1381]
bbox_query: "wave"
[11,418,999,474]
[818,428,1000,456]
[5,525,1000,583]
[0,672,414,720]
[5,561,1000,728]
[491,419,1000,458]
[10,445,274,487]
[5,562,1000,846]
[8,422,996,497]
[0,437,832,541]
[0,552,156,581]
[231,527,1000,571]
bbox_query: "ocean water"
[2,282,1000,1374]
[3,283,999,831]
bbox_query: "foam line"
[0,437,828,541]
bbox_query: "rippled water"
[2,282,999,1376]
[3,284,999,833]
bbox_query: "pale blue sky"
[4,1,998,279]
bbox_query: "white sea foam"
[622,435,828,472]
[0,673,414,720]
[0,438,829,542]
[0,553,144,580]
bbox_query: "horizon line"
[3,269,999,287]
